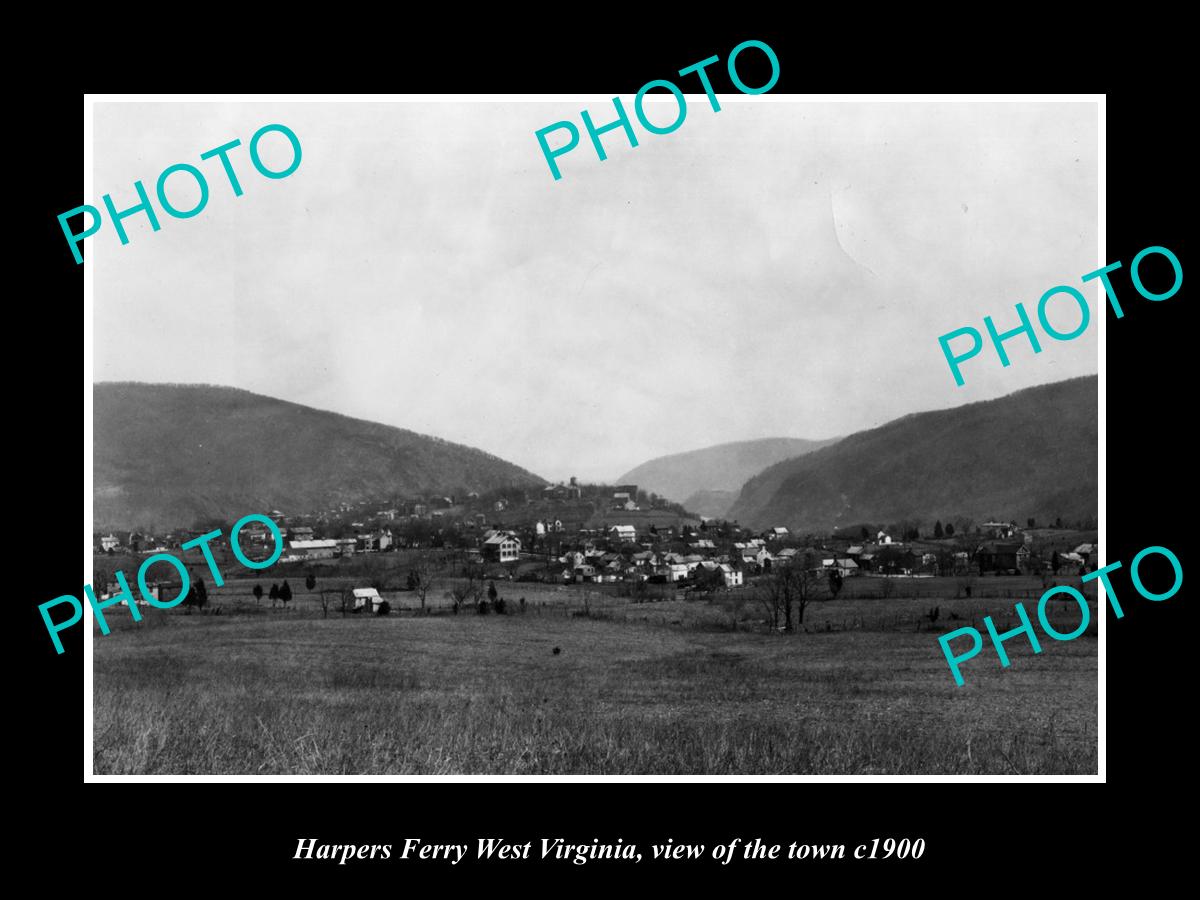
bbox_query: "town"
[92,477,1099,618]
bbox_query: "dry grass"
[93,596,1097,775]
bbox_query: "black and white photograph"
[85,96,1100,777]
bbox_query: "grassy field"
[93,577,1098,775]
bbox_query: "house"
[667,563,691,581]
[352,587,384,613]
[99,533,120,552]
[103,581,159,605]
[609,524,637,544]
[775,548,799,564]
[288,526,315,542]
[822,557,860,577]
[288,539,338,560]
[719,564,743,587]
[612,491,638,511]
[335,538,357,557]
[767,527,789,539]
[975,541,1030,574]
[482,531,521,563]
[982,521,1018,539]
[1074,543,1097,557]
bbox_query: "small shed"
[352,587,384,612]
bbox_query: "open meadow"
[92,575,1098,775]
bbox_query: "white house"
[668,563,691,582]
[289,539,338,560]
[482,531,521,563]
[352,587,384,612]
[609,524,637,543]
[822,558,860,577]
[720,564,743,587]
[100,533,120,552]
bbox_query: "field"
[92,575,1098,775]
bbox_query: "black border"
[23,23,1189,886]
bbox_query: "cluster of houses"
[282,525,398,562]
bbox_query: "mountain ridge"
[617,437,840,514]
[93,382,545,531]
[726,376,1097,532]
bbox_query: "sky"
[93,99,1099,483]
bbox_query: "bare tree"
[449,561,486,614]
[757,556,825,632]
[408,552,438,613]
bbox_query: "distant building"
[822,557,860,577]
[609,524,637,543]
[975,541,1030,574]
[99,534,120,552]
[352,587,384,612]
[720,564,743,588]
[289,539,338,560]
[482,531,521,563]
[981,521,1018,539]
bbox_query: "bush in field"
[375,600,391,616]
[305,574,316,591]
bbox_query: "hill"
[617,437,839,513]
[726,376,1097,532]
[94,383,545,531]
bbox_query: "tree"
[450,562,486,614]
[279,580,293,605]
[945,523,955,536]
[269,583,279,607]
[252,584,263,606]
[860,526,869,540]
[488,581,498,603]
[1051,551,1061,575]
[1055,517,1063,529]
[828,568,844,599]
[757,557,824,632]
[194,576,208,612]
[305,573,316,591]
[1027,517,1036,528]
[319,589,333,619]
[410,554,437,613]
[934,521,944,539]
